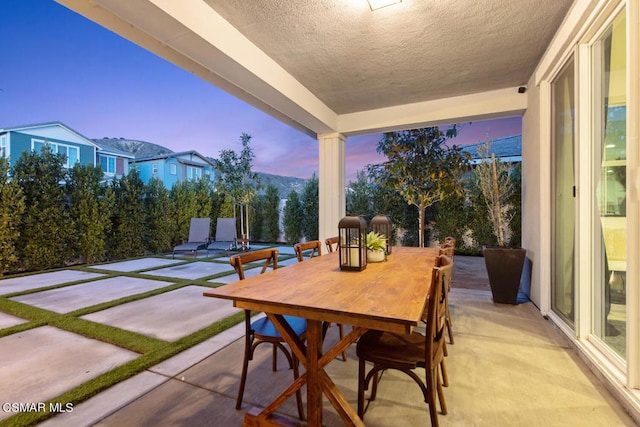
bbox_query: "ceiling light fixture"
[367,0,402,11]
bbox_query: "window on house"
[32,139,79,168]
[0,135,7,158]
[152,163,159,175]
[99,155,116,174]
[186,165,203,180]
[170,163,177,175]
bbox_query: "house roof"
[134,150,215,167]
[0,121,101,149]
[463,135,522,164]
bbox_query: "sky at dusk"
[1,0,522,183]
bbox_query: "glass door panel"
[593,8,626,359]
[552,59,576,325]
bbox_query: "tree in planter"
[473,140,525,304]
[369,127,470,247]
[0,156,25,276]
[67,163,114,264]
[474,141,517,247]
[213,133,259,240]
[283,189,303,244]
[262,184,281,243]
[301,173,319,241]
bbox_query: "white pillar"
[318,132,346,251]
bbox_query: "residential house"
[0,122,133,181]
[0,122,100,169]
[92,140,134,180]
[132,150,215,188]
[463,135,522,165]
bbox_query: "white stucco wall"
[522,73,544,308]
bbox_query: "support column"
[318,132,346,250]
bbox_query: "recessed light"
[367,0,402,11]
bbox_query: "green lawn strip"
[65,281,187,317]
[1,310,246,427]
[0,298,163,352]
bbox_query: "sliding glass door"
[551,59,576,326]
[592,8,627,359]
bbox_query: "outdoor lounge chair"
[207,217,238,252]
[172,217,211,258]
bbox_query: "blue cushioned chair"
[229,248,306,420]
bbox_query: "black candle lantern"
[338,215,367,271]
[371,214,392,255]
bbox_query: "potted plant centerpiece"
[366,231,387,263]
[475,140,525,304]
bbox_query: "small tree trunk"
[491,155,505,246]
[418,200,425,248]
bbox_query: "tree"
[213,133,259,239]
[262,184,281,243]
[346,170,374,221]
[12,145,71,270]
[109,168,146,259]
[67,163,114,264]
[474,141,517,247]
[369,127,470,247]
[300,173,319,241]
[283,189,302,244]
[0,156,25,276]
[145,177,173,254]
[169,180,206,246]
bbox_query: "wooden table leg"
[249,316,366,427]
[306,320,323,425]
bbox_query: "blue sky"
[0,0,522,182]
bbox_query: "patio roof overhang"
[55,0,572,138]
[55,0,575,243]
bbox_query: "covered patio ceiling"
[57,0,573,138]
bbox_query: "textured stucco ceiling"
[205,0,573,114]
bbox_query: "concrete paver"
[0,311,28,328]
[11,276,174,314]
[81,285,240,341]
[140,261,233,280]
[90,258,183,272]
[0,326,138,422]
[0,270,105,295]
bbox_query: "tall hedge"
[12,145,71,270]
[109,168,146,259]
[0,156,25,276]
[300,173,319,241]
[262,184,280,243]
[67,163,114,264]
[283,189,302,244]
[145,177,173,254]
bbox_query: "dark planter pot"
[483,246,526,304]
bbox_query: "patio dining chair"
[229,248,306,420]
[439,243,455,345]
[356,256,452,426]
[324,236,339,253]
[293,240,347,362]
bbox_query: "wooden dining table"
[203,246,439,427]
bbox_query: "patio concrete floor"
[0,249,636,426]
